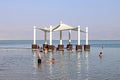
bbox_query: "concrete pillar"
[78,26,80,45]
[48,25,54,51]
[67,30,72,50]
[44,31,47,44]
[86,27,88,45]
[50,25,52,45]
[33,26,36,44]
[60,30,62,45]
[32,26,38,49]
[76,26,82,51]
[58,30,64,50]
[69,30,71,44]
[84,27,90,51]
[43,31,48,50]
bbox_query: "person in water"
[99,52,103,58]
[38,50,55,64]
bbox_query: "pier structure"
[32,21,90,51]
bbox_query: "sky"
[0,0,120,40]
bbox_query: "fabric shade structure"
[36,27,52,32]
[37,22,76,46]
[37,22,85,33]
[37,23,75,32]
[33,21,89,51]
[72,27,86,33]
[53,22,74,31]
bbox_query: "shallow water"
[0,40,120,80]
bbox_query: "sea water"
[0,40,120,80]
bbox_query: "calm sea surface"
[0,40,120,80]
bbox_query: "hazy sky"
[0,0,120,40]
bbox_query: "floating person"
[99,52,103,58]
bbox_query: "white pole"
[44,31,47,44]
[50,25,52,45]
[33,26,36,44]
[78,26,80,45]
[60,30,62,45]
[69,30,71,44]
[86,27,88,45]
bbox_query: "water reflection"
[76,51,90,80]
[38,63,42,71]
[84,51,89,80]
[32,50,37,73]
[84,51,89,70]
[48,52,54,79]
[77,52,81,78]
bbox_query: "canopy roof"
[37,22,85,33]
[53,23,74,31]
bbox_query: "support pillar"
[84,27,90,51]
[76,26,82,51]
[68,30,71,44]
[32,26,38,49]
[44,31,47,44]
[67,30,72,50]
[43,31,48,50]
[48,25,54,51]
[58,30,64,50]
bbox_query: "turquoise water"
[0,40,120,80]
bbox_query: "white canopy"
[37,22,85,33]
[53,23,74,31]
